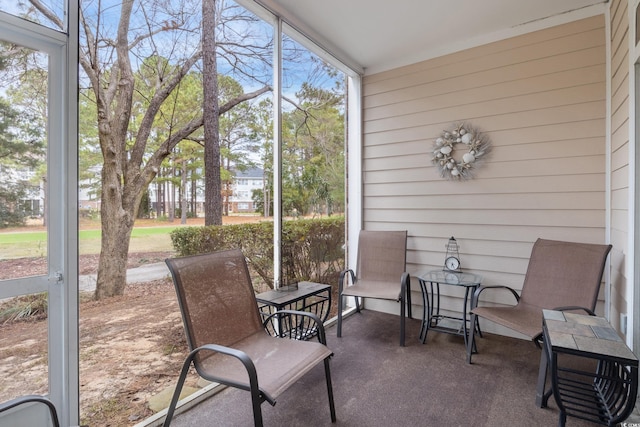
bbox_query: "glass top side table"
[416,270,483,348]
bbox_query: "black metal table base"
[537,310,638,427]
[256,281,332,341]
[417,270,482,349]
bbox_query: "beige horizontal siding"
[365,48,605,111]
[610,165,628,189]
[367,193,606,210]
[366,16,605,85]
[608,0,629,334]
[361,15,608,334]
[365,175,605,196]
[366,66,606,123]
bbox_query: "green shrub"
[170,216,345,288]
[282,217,345,286]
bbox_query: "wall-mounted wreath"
[431,123,491,180]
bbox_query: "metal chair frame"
[164,250,336,427]
[0,395,60,427]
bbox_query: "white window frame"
[0,6,79,426]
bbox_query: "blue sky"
[1,0,343,110]
[0,0,66,31]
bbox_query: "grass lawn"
[0,226,180,258]
[0,215,265,259]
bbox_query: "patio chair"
[163,249,336,427]
[337,230,412,346]
[467,238,612,364]
[0,395,60,427]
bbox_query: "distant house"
[1,164,44,218]
[229,168,263,213]
[77,166,101,211]
[79,167,266,217]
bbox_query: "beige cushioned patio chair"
[467,238,612,364]
[337,230,412,346]
[163,249,336,427]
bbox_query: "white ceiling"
[263,0,608,74]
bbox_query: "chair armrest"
[472,285,520,308]
[338,269,356,294]
[189,344,274,403]
[263,309,328,345]
[401,272,410,288]
[552,306,596,316]
[0,395,60,427]
[163,342,274,427]
[193,344,257,380]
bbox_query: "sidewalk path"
[78,262,170,292]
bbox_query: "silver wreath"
[431,123,491,180]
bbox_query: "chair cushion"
[341,279,402,301]
[197,331,332,400]
[472,303,542,339]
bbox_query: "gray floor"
[167,310,636,427]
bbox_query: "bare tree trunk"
[190,173,197,217]
[180,159,187,224]
[223,157,230,216]
[95,212,132,299]
[203,0,222,226]
[223,180,228,216]
[168,164,175,222]
[95,138,136,299]
[263,176,269,218]
[41,176,47,227]
[162,181,167,217]
[155,179,161,219]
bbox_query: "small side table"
[537,309,638,427]
[416,270,482,348]
[255,281,332,340]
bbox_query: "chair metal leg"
[165,347,267,427]
[337,271,349,338]
[324,358,337,422]
[405,273,413,319]
[249,383,264,427]
[163,352,198,427]
[400,294,406,347]
[558,411,566,427]
[337,294,344,338]
[338,294,363,338]
[466,313,477,364]
[535,347,549,408]
[399,272,411,346]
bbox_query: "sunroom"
[1,0,639,425]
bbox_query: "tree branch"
[27,0,64,29]
[129,48,203,168]
[220,85,271,115]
